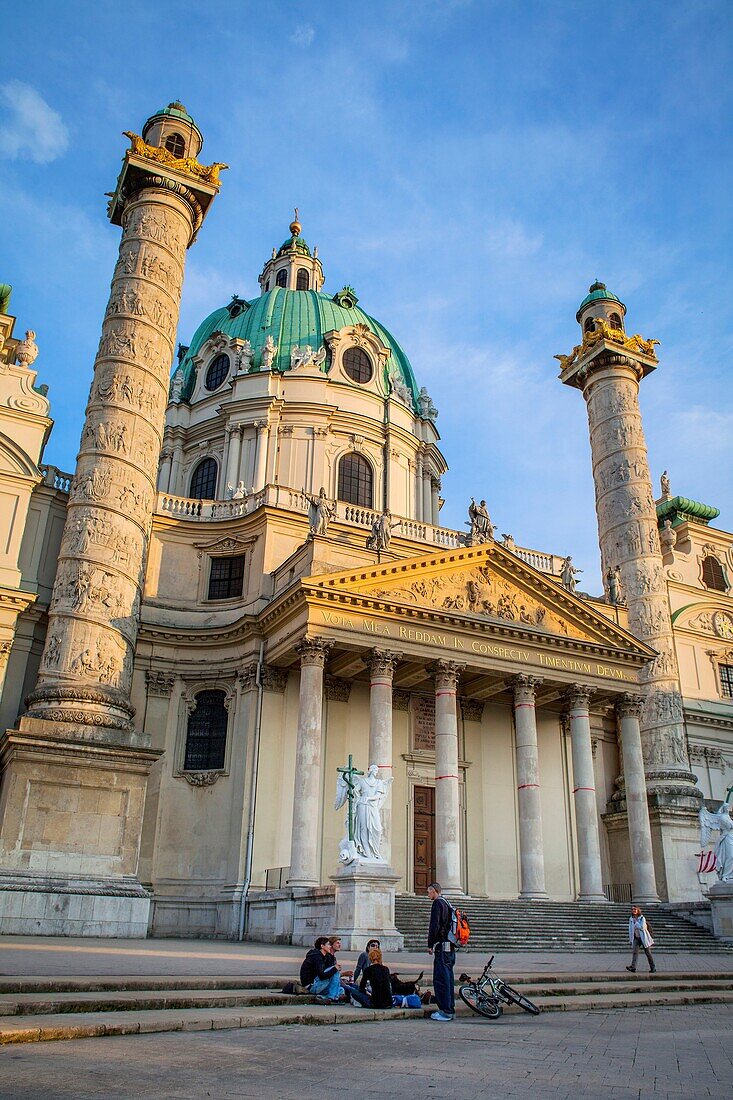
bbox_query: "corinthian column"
[512,674,548,900]
[288,636,333,887]
[564,685,606,902]
[616,693,659,903]
[27,131,221,733]
[367,649,401,865]
[429,659,465,893]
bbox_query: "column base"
[577,893,610,903]
[518,891,550,901]
[0,872,151,937]
[330,861,404,951]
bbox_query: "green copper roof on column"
[143,101,203,143]
[656,495,720,527]
[576,280,625,320]
[175,288,420,410]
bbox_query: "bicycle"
[458,955,541,1018]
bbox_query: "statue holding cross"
[335,756,389,863]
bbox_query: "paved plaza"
[1,1005,731,1099]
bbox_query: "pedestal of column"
[368,649,402,867]
[617,694,659,904]
[564,685,607,902]
[430,660,465,894]
[330,863,404,951]
[288,637,333,888]
[512,675,548,900]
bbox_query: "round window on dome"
[343,346,373,384]
[164,132,185,158]
[205,354,230,391]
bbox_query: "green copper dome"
[175,287,420,408]
[576,280,625,320]
[143,102,202,144]
[277,235,311,257]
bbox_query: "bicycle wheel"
[498,982,541,1015]
[459,984,503,1019]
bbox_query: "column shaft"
[431,660,464,893]
[422,472,432,525]
[288,637,332,887]
[253,422,269,491]
[431,478,440,526]
[368,650,401,866]
[225,425,242,491]
[617,694,660,903]
[565,686,606,901]
[512,675,548,899]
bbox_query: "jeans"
[631,935,655,971]
[432,943,456,1015]
[342,982,372,1007]
[310,972,343,999]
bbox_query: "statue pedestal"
[330,862,404,951]
[707,881,733,943]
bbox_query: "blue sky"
[1,0,731,592]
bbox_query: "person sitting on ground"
[343,947,394,1009]
[353,938,380,984]
[327,936,353,980]
[299,936,344,1003]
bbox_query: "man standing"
[427,882,455,1021]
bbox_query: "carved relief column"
[511,674,548,899]
[253,420,269,492]
[368,649,402,865]
[429,660,465,894]
[616,693,659,903]
[564,685,606,902]
[288,636,333,887]
[25,131,221,733]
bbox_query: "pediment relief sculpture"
[364,565,592,641]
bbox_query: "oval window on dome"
[164,132,185,158]
[343,346,373,384]
[205,353,230,391]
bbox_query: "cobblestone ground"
[2,1006,732,1099]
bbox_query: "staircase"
[395,896,729,952]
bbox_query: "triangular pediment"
[302,542,653,655]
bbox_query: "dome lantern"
[576,279,626,333]
[258,209,325,294]
[142,101,203,161]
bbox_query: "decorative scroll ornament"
[123,132,228,187]
[184,771,220,787]
[555,318,660,372]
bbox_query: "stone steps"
[1,972,731,1044]
[395,898,727,951]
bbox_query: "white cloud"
[290,24,315,48]
[0,81,68,164]
[486,218,544,259]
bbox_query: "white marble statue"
[260,334,278,370]
[290,344,327,371]
[306,486,336,536]
[225,482,234,500]
[560,555,582,594]
[467,498,493,544]
[417,386,438,420]
[232,481,247,499]
[367,510,401,552]
[334,762,389,862]
[699,796,733,883]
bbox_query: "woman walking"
[626,904,656,973]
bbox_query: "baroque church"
[0,103,732,942]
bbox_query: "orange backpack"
[448,902,471,947]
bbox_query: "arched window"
[184,690,228,771]
[584,317,595,333]
[190,457,218,500]
[296,268,309,291]
[276,269,288,288]
[343,346,373,384]
[205,353,230,391]
[264,280,270,292]
[164,132,185,158]
[720,663,733,698]
[702,555,727,592]
[337,452,373,508]
[609,312,623,330]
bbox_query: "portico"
[253,541,658,930]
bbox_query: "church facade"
[0,105,732,941]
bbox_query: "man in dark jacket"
[299,936,343,1002]
[427,882,455,1021]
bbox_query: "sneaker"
[650,968,657,974]
[430,1010,453,1022]
[625,966,636,972]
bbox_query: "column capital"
[616,692,644,719]
[254,419,269,433]
[428,659,465,689]
[511,674,542,702]
[563,683,595,713]
[368,649,402,678]
[295,635,334,668]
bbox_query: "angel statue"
[334,759,389,863]
[699,788,733,883]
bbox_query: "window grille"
[184,690,227,770]
[337,452,373,508]
[720,664,733,698]
[189,457,218,500]
[343,346,373,384]
[164,132,185,157]
[276,269,287,288]
[205,354,230,391]
[208,554,245,600]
